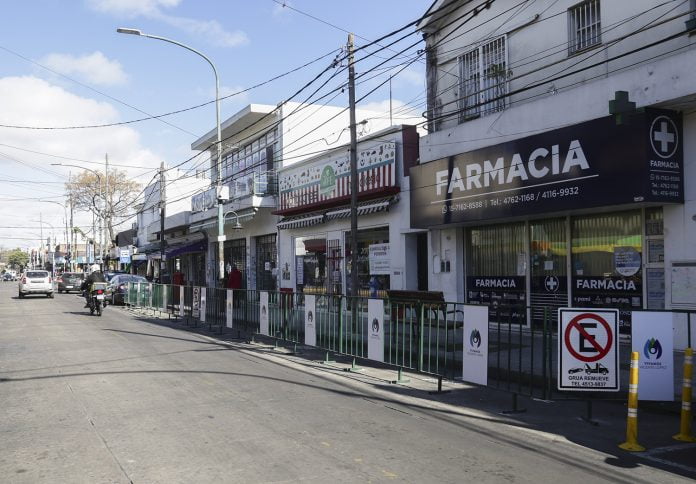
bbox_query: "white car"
[18,270,54,298]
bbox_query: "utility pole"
[69,194,75,271]
[159,161,166,282]
[40,212,44,269]
[104,153,109,270]
[348,33,359,298]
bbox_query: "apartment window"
[568,0,601,55]
[458,35,507,121]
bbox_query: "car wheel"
[18,292,23,299]
[48,293,54,298]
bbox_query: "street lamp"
[117,27,226,287]
[38,200,70,266]
[223,210,243,230]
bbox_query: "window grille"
[568,0,601,55]
[458,36,507,122]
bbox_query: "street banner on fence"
[226,290,233,328]
[367,298,384,362]
[305,295,316,346]
[200,289,207,323]
[462,305,488,386]
[632,311,674,401]
[179,286,184,318]
[192,287,200,318]
[161,285,167,311]
[260,291,269,336]
[558,308,619,391]
[148,283,153,308]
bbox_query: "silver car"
[18,270,54,298]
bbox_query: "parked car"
[106,274,148,305]
[105,270,127,282]
[18,270,54,298]
[2,273,14,282]
[57,272,85,293]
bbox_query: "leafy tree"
[65,169,142,247]
[7,248,29,269]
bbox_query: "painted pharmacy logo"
[650,115,678,158]
[544,275,560,293]
[371,317,380,334]
[469,329,482,349]
[319,165,336,196]
[643,338,663,360]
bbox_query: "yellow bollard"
[619,351,646,451]
[673,348,695,442]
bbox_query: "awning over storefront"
[190,208,258,232]
[277,213,325,230]
[324,197,397,221]
[166,239,207,258]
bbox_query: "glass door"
[529,219,568,326]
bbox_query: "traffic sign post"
[558,308,620,391]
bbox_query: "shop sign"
[119,249,131,264]
[614,247,641,276]
[631,312,674,401]
[558,308,619,391]
[259,291,269,336]
[279,142,396,210]
[304,295,316,346]
[367,298,384,362]
[462,305,488,386]
[191,186,229,213]
[368,243,390,275]
[410,110,683,227]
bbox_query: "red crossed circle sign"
[564,313,613,363]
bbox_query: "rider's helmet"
[90,264,101,274]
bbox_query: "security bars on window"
[458,35,507,122]
[568,0,601,55]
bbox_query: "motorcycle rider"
[82,264,106,308]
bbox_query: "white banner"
[200,289,207,323]
[632,312,674,401]
[148,283,153,308]
[192,287,200,318]
[161,285,167,311]
[462,305,488,386]
[367,299,384,362]
[179,286,185,318]
[369,243,390,275]
[304,295,316,346]
[226,289,234,328]
[558,308,619,391]
[259,291,269,336]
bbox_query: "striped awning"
[325,197,396,221]
[277,213,325,230]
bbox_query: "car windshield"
[63,273,84,279]
[26,271,48,278]
[113,275,147,284]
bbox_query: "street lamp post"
[51,163,105,268]
[38,199,69,269]
[117,27,226,287]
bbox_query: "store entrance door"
[529,219,568,327]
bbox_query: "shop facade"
[275,125,423,297]
[410,110,686,332]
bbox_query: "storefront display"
[345,227,390,298]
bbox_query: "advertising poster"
[631,312,674,401]
[192,287,200,318]
[179,286,185,318]
[226,289,233,328]
[259,291,269,336]
[367,298,384,362]
[200,289,207,323]
[304,295,316,347]
[368,243,391,275]
[558,308,619,391]
[462,305,489,386]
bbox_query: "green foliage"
[7,248,29,268]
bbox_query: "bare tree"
[65,169,142,246]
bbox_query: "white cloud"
[87,0,248,48]
[39,51,128,86]
[0,76,162,248]
[395,67,425,88]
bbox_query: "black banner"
[410,109,683,227]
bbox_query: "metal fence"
[124,283,694,402]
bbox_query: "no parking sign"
[558,308,619,391]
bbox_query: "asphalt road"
[0,282,692,483]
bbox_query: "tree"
[65,169,142,247]
[7,248,29,269]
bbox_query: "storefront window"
[467,223,526,324]
[255,234,277,291]
[224,238,247,289]
[345,227,390,297]
[295,236,327,294]
[529,219,567,324]
[571,211,642,333]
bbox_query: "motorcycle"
[88,282,108,316]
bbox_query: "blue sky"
[0,0,429,249]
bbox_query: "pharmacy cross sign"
[650,115,678,158]
[544,275,559,292]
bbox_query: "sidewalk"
[124,306,696,479]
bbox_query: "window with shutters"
[457,35,507,122]
[568,0,601,55]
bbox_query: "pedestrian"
[226,264,242,290]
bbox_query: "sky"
[0,0,431,252]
